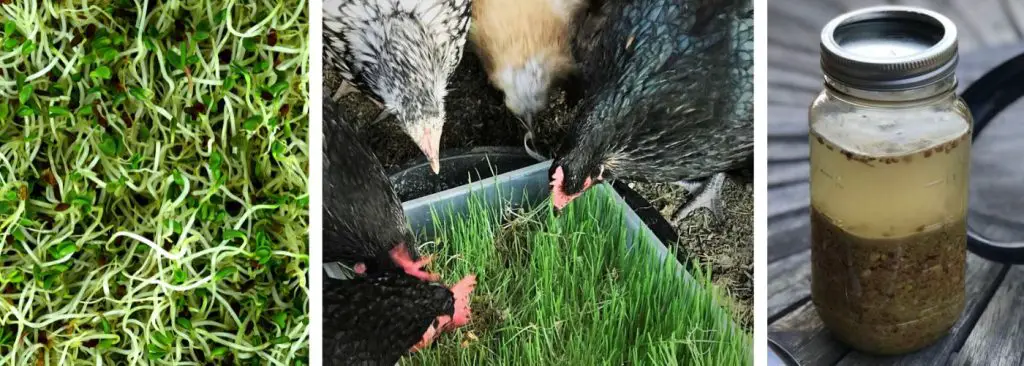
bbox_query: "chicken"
[324,0,473,173]
[323,98,439,282]
[468,0,585,159]
[324,273,477,365]
[549,0,753,225]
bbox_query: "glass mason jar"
[808,6,971,355]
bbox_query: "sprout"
[0,0,310,364]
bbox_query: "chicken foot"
[671,172,727,226]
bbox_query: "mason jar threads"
[808,6,971,355]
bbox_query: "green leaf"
[253,247,271,264]
[93,36,111,48]
[17,105,36,117]
[101,317,112,333]
[0,102,8,120]
[210,151,223,169]
[223,75,236,90]
[172,170,185,186]
[2,38,18,51]
[270,81,289,95]
[243,38,257,51]
[271,141,286,161]
[152,331,172,347]
[129,87,150,101]
[100,47,119,62]
[175,317,192,330]
[19,84,32,104]
[130,153,144,169]
[167,50,182,69]
[90,66,112,80]
[144,38,156,52]
[223,229,246,242]
[139,125,151,141]
[112,92,127,107]
[211,346,228,358]
[242,116,261,131]
[186,55,200,65]
[12,228,25,242]
[254,60,270,73]
[40,274,55,289]
[48,264,70,273]
[49,106,70,117]
[8,270,24,284]
[215,267,236,280]
[20,40,34,56]
[172,268,186,284]
[49,241,77,259]
[98,338,115,350]
[271,312,287,328]
[99,133,120,157]
[270,336,290,345]
[195,31,210,41]
[3,21,15,36]
[147,344,167,360]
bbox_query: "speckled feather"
[324,275,455,366]
[322,98,416,273]
[323,0,472,125]
[555,0,754,192]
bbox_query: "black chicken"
[550,0,753,225]
[324,273,477,365]
[323,98,438,281]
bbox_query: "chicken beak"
[429,155,440,174]
[415,127,442,174]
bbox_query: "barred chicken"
[324,0,473,173]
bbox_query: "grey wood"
[950,265,1024,366]
[951,0,1022,47]
[768,161,809,188]
[767,106,810,138]
[1006,0,1024,37]
[767,183,809,220]
[767,218,810,263]
[768,250,812,319]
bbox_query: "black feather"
[323,274,455,366]
[555,0,754,194]
[322,98,418,274]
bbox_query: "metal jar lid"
[820,6,958,91]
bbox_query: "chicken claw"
[389,244,441,282]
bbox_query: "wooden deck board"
[950,266,1024,366]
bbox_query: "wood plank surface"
[950,265,1024,366]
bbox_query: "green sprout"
[0,0,309,364]
[404,189,752,365]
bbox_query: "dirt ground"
[326,51,754,330]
